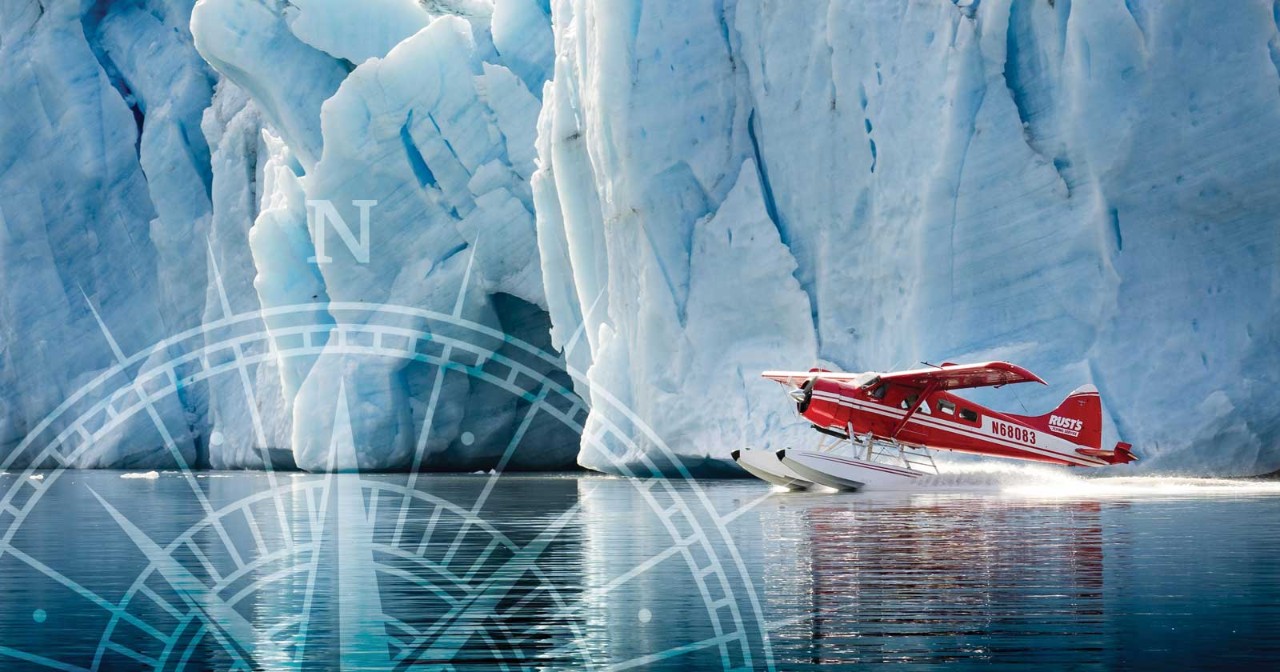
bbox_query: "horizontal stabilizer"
[1076,442,1138,465]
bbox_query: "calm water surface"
[2,467,1279,670]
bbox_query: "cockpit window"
[869,383,888,400]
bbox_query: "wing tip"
[990,360,1047,385]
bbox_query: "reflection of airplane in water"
[763,499,1108,666]
[734,362,1136,491]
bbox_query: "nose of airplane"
[791,376,817,413]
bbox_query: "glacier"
[1,0,1279,476]
[0,0,579,472]
[536,0,1280,476]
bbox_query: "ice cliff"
[0,0,578,472]
[1,0,1278,475]
[537,0,1280,475]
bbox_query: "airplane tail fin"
[1024,384,1103,450]
[1011,384,1136,463]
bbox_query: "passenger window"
[900,393,919,410]
[959,408,979,422]
[920,401,932,415]
[938,399,956,415]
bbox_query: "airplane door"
[895,396,932,443]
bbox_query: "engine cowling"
[792,376,816,413]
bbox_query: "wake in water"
[908,460,1280,499]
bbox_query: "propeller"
[791,376,817,413]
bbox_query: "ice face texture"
[0,0,577,472]
[194,0,576,472]
[2,0,1279,475]
[534,0,1280,475]
[0,0,211,467]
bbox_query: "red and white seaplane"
[732,361,1136,491]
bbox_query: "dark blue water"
[2,467,1280,670]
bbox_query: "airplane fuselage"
[802,378,1108,467]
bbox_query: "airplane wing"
[761,370,879,388]
[761,371,814,387]
[876,361,1047,391]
